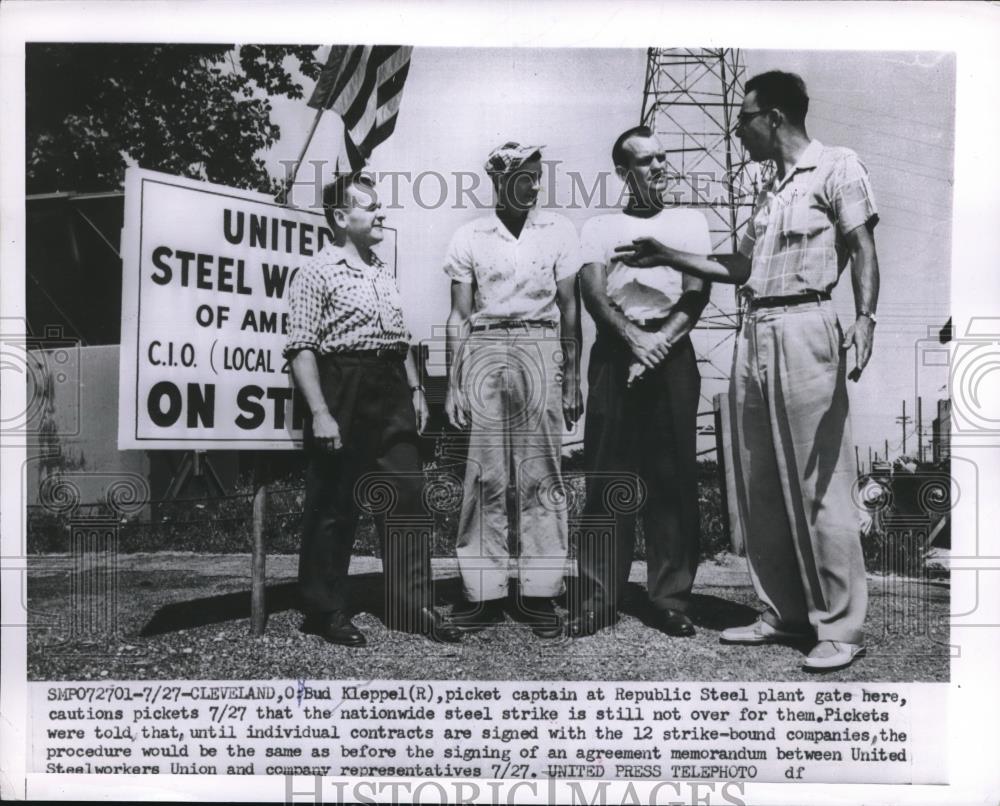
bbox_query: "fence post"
[251,454,269,636]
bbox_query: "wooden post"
[251,454,269,636]
[917,396,923,462]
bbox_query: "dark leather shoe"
[566,609,613,638]
[449,600,505,633]
[301,612,367,648]
[516,597,564,639]
[410,607,463,644]
[653,608,695,637]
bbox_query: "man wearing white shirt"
[568,126,710,638]
[443,142,583,638]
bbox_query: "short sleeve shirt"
[283,243,410,359]
[442,208,580,325]
[738,140,879,297]
[580,207,712,320]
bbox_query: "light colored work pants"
[730,299,867,644]
[456,323,568,601]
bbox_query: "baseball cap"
[484,141,544,177]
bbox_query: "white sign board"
[118,168,396,450]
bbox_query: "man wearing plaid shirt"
[284,172,461,647]
[616,71,879,672]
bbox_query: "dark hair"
[743,71,809,127]
[321,171,375,231]
[611,125,655,169]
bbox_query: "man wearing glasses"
[615,71,880,672]
[285,172,462,647]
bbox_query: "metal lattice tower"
[640,48,768,447]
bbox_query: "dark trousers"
[577,332,701,617]
[298,354,431,627]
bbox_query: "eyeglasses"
[735,109,769,129]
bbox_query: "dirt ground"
[25,552,950,683]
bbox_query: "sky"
[264,47,955,461]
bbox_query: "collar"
[772,139,823,192]
[474,206,552,237]
[324,242,386,273]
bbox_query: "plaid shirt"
[738,140,879,298]
[283,243,409,359]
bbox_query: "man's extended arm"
[444,280,474,429]
[579,261,671,368]
[556,274,583,427]
[614,237,752,285]
[841,223,880,381]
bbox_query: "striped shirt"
[738,140,879,298]
[283,243,409,358]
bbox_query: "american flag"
[308,45,413,170]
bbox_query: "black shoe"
[449,600,505,633]
[301,611,367,648]
[516,597,564,639]
[566,609,613,638]
[652,608,696,637]
[408,607,463,644]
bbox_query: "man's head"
[737,71,810,161]
[612,125,668,208]
[485,141,543,213]
[322,172,383,248]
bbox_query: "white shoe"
[802,640,866,672]
[720,618,809,645]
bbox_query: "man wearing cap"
[614,72,879,672]
[285,171,462,647]
[566,125,710,640]
[443,142,583,639]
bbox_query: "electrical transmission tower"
[639,48,768,449]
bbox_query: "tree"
[26,44,326,195]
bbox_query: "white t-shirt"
[579,208,712,320]
[443,209,580,325]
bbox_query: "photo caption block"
[31,680,946,783]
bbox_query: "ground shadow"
[139,573,468,637]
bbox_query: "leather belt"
[330,348,406,361]
[746,291,830,310]
[470,319,556,333]
[631,316,670,329]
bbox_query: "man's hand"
[842,315,876,381]
[614,236,674,268]
[311,409,343,451]
[562,373,583,429]
[625,323,671,369]
[445,383,469,430]
[412,388,429,434]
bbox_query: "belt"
[631,315,670,329]
[470,319,556,333]
[329,348,406,361]
[746,291,830,311]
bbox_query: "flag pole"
[276,46,350,205]
[277,105,327,206]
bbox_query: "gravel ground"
[25,552,949,683]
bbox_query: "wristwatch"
[410,384,424,393]
[858,309,878,325]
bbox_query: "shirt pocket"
[780,201,827,239]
